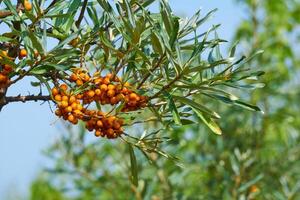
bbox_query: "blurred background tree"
[21,0,300,199]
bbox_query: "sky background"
[0,0,245,198]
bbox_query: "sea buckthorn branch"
[0,94,51,110]
[51,70,149,139]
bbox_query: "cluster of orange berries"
[51,70,148,139]
[0,51,12,89]
[0,49,28,89]
[0,64,12,88]
[52,84,124,139]
[68,69,148,111]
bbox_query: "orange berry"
[100,84,108,91]
[76,94,83,99]
[70,73,78,81]
[113,121,121,129]
[73,109,82,117]
[76,79,83,86]
[106,128,115,137]
[96,120,103,127]
[106,73,113,79]
[65,106,73,113]
[94,78,102,85]
[59,83,68,91]
[68,114,75,122]
[110,96,118,104]
[71,118,78,125]
[107,89,115,98]
[103,77,110,84]
[107,116,116,126]
[107,84,115,90]
[76,104,83,111]
[69,96,76,104]
[71,102,78,109]
[83,74,90,82]
[51,88,59,96]
[55,109,62,117]
[24,0,32,11]
[79,73,86,79]
[54,94,62,101]
[19,49,27,58]
[62,95,69,102]
[95,89,101,96]
[0,74,7,83]
[121,87,129,94]
[97,111,104,116]
[60,101,69,108]
[95,130,102,137]
[87,90,95,98]
[3,64,12,72]
[129,93,138,101]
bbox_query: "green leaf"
[169,17,179,47]
[128,144,139,187]
[193,108,222,135]
[0,36,13,42]
[164,92,181,125]
[151,32,164,55]
[173,95,221,119]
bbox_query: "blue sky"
[0,0,244,198]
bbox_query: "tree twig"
[137,53,166,89]
[0,94,51,111]
[75,0,88,28]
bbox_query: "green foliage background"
[3,0,300,199]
